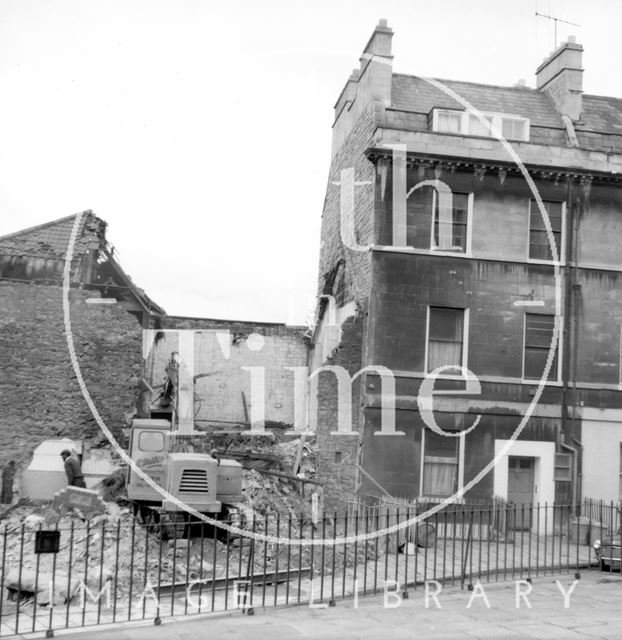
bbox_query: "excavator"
[126,351,244,539]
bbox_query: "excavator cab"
[127,418,244,533]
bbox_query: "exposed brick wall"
[312,100,385,509]
[150,317,308,428]
[314,313,366,510]
[0,283,143,498]
[317,104,378,305]
[313,63,392,509]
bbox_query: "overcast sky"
[1,0,620,323]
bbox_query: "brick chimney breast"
[536,37,584,122]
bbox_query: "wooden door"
[508,456,534,530]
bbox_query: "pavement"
[21,570,622,640]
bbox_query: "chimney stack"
[331,20,393,157]
[536,36,583,121]
[359,18,393,64]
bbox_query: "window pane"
[524,314,557,380]
[530,201,562,232]
[429,308,465,372]
[139,431,165,452]
[452,223,467,250]
[433,192,469,252]
[524,348,547,379]
[423,462,457,496]
[468,114,492,137]
[437,111,461,133]
[406,184,435,249]
[423,430,458,497]
[526,314,555,347]
[529,201,563,260]
[429,341,462,370]
[425,430,459,457]
[453,193,469,220]
[502,118,526,140]
[430,308,463,341]
[529,230,561,261]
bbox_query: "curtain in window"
[468,114,492,137]
[428,341,462,370]
[438,112,461,133]
[428,307,464,371]
[423,459,457,496]
[422,429,459,497]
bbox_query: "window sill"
[431,248,471,258]
[526,257,566,267]
[418,496,465,504]
[429,129,529,143]
[372,245,565,268]
[521,378,562,387]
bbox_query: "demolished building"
[0,211,309,504]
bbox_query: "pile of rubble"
[0,501,343,607]
[166,429,320,520]
[0,430,327,606]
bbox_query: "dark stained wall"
[0,283,143,500]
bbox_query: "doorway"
[508,456,534,530]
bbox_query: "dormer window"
[431,109,529,142]
[436,110,461,133]
[501,117,528,141]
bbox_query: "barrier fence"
[0,500,618,637]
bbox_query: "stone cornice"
[369,128,622,184]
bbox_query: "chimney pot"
[515,79,526,88]
[568,35,576,43]
[379,19,388,27]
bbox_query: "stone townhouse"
[311,20,622,516]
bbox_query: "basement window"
[523,314,559,381]
[529,200,564,262]
[422,429,459,498]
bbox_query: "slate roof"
[0,211,104,259]
[392,75,564,128]
[390,74,622,154]
[581,94,622,135]
[0,211,166,315]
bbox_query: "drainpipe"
[560,178,574,442]
[570,184,586,506]
[561,442,578,508]
[572,437,583,507]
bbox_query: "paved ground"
[16,571,622,640]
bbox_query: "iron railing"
[0,501,616,637]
